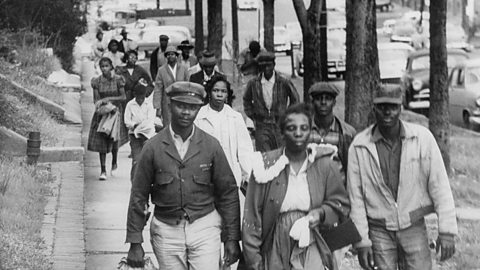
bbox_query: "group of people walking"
[87,33,458,270]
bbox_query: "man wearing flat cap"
[177,40,198,68]
[153,45,189,128]
[347,85,457,270]
[243,51,299,151]
[150,34,170,79]
[118,28,138,55]
[126,81,241,270]
[189,50,226,103]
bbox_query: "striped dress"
[87,74,129,153]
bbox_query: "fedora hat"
[164,45,179,56]
[177,40,194,50]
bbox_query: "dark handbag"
[319,217,361,251]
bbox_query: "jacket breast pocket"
[155,172,175,186]
[153,172,177,203]
[191,173,213,199]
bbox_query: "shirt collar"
[204,71,214,80]
[372,122,406,143]
[261,71,276,83]
[312,116,337,133]
[169,124,195,142]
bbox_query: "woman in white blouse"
[242,103,350,270]
[194,76,253,189]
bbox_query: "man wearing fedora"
[347,85,457,270]
[118,28,138,55]
[177,40,198,68]
[189,50,226,102]
[243,51,299,152]
[150,34,169,79]
[153,46,189,128]
[126,81,241,270]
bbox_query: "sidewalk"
[79,60,156,269]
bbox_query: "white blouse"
[280,158,311,213]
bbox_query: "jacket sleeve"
[317,159,351,226]
[211,142,241,242]
[286,79,299,106]
[425,131,458,235]
[126,143,155,243]
[242,176,266,270]
[150,49,158,80]
[347,145,372,249]
[243,81,255,119]
[236,116,254,181]
[153,69,164,110]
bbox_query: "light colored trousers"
[150,210,222,270]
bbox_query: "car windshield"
[465,66,480,85]
[411,54,467,70]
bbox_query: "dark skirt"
[266,211,325,270]
[87,105,129,153]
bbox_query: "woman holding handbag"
[87,57,128,180]
[242,103,354,270]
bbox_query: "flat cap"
[167,82,206,105]
[309,82,340,97]
[159,34,169,40]
[374,84,403,104]
[199,50,217,66]
[256,51,275,65]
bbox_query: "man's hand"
[127,243,145,268]
[436,233,455,261]
[357,247,376,270]
[223,240,241,266]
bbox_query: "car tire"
[463,111,471,129]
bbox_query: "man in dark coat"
[189,50,226,103]
[149,34,169,79]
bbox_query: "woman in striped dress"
[87,57,128,180]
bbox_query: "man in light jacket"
[347,85,457,270]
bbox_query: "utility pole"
[320,0,328,80]
[232,0,239,60]
[194,0,204,55]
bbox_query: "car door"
[449,67,464,125]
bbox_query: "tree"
[292,0,326,102]
[194,0,204,55]
[344,0,380,131]
[263,0,275,52]
[207,0,223,60]
[429,0,451,173]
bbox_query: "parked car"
[136,25,192,60]
[296,38,346,78]
[378,42,414,84]
[401,49,469,111]
[376,0,393,12]
[390,19,428,44]
[238,0,258,10]
[448,59,480,130]
[260,26,291,53]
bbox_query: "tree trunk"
[263,0,274,52]
[429,0,451,174]
[207,0,222,60]
[232,0,239,60]
[194,0,204,56]
[292,0,324,102]
[344,0,380,131]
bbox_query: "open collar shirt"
[169,124,195,159]
[261,71,276,110]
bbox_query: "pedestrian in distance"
[118,27,138,55]
[103,39,125,69]
[126,81,241,270]
[189,50,226,96]
[177,40,198,68]
[124,79,156,182]
[87,57,128,180]
[243,51,300,152]
[237,40,265,86]
[116,50,154,101]
[152,45,189,129]
[347,85,457,270]
[149,34,169,79]
[92,30,106,69]
[242,102,351,270]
